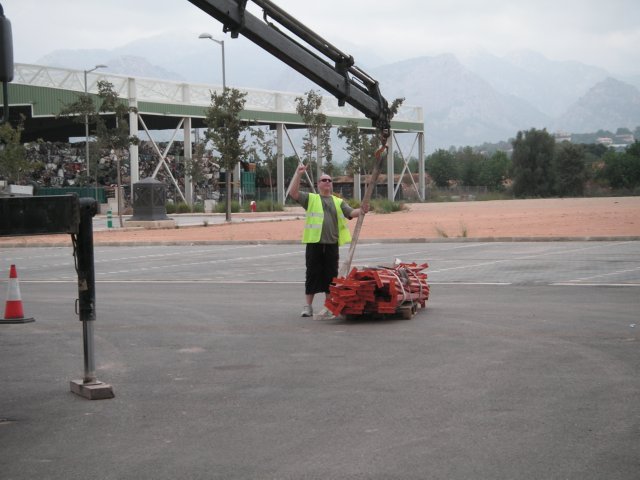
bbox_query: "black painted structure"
[129,177,170,221]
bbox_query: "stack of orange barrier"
[325,262,429,317]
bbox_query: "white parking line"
[551,283,640,287]
[560,265,640,283]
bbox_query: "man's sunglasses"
[320,178,332,183]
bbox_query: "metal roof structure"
[7,63,423,137]
[3,63,425,203]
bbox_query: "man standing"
[289,165,368,317]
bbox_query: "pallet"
[326,262,429,319]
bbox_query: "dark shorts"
[305,243,339,295]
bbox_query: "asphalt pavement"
[1,242,639,479]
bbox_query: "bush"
[371,199,405,213]
[215,200,241,213]
[165,202,205,213]
[176,202,191,213]
[255,200,283,212]
[475,191,511,201]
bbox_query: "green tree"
[553,142,586,196]
[478,150,511,191]
[283,155,299,184]
[454,146,484,186]
[250,126,277,204]
[95,80,138,226]
[600,151,627,189]
[627,140,640,159]
[331,162,345,177]
[337,121,380,175]
[426,149,456,187]
[295,90,333,180]
[184,140,208,199]
[58,89,99,186]
[600,142,640,190]
[0,121,32,184]
[204,87,249,221]
[511,128,555,197]
[627,141,640,189]
[58,80,137,199]
[582,143,609,162]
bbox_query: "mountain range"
[37,32,640,152]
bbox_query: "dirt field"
[2,196,639,246]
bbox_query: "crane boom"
[187,0,392,136]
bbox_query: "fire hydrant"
[250,200,257,213]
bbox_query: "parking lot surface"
[1,242,639,479]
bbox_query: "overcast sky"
[3,0,640,76]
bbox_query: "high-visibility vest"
[302,193,352,246]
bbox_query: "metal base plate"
[70,380,115,400]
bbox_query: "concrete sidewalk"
[92,208,305,231]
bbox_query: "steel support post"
[128,77,139,187]
[277,123,284,205]
[70,198,114,400]
[387,132,395,201]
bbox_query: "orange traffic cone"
[2,265,35,324]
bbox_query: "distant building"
[596,137,613,146]
[614,133,635,144]
[554,131,572,143]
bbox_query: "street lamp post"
[198,33,225,91]
[83,64,107,199]
[199,33,232,221]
